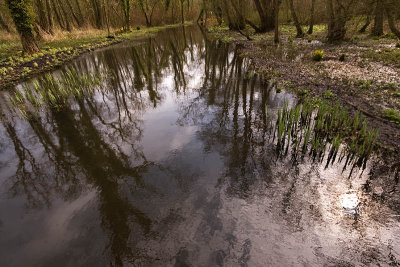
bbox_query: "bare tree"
[0,11,11,33]
[372,0,384,36]
[137,0,159,27]
[384,0,400,38]
[326,0,351,42]
[274,0,280,43]
[253,0,276,32]
[289,0,304,37]
[121,0,131,29]
[308,0,316,34]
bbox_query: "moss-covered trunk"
[6,0,40,54]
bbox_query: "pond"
[0,25,399,266]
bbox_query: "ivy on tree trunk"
[6,0,40,54]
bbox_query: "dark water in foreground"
[0,26,399,266]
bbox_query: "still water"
[0,26,399,266]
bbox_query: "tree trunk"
[224,0,244,30]
[384,1,400,38]
[139,1,151,27]
[274,0,280,43]
[0,12,11,33]
[229,0,249,31]
[372,0,384,36]
[6,0,40,54]
[327,0,347,42]
[56,0,71,31]
[125,0,130,29]
[308,0,316,34]
[65,0,82,27]
[222,0,233,29]
[253,0,275,32]
[51,0,65,30]
[289,0,304,37]
[90,0,103,29]
[121,0,130,29]
[20,28,40,54]
[35,0,49,33]
[197,8,204,25]
[180,0,185,24]
[45,0,54,34]
[359,16,371,33]
[213,3,222,25]
[74,0,85,26]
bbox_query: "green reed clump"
[272,98,379,170]
[9,69,104,117]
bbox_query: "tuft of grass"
[298,89,309,97]
[358,79,374,89]
[323,90,336,99]
[382,109,400,124]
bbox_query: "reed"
[272,98,379,170]
[9,68,104,117]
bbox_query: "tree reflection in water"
[0,26,211,265]
[0,25,391,267]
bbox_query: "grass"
[383,109,400,125]
[0,23,190,58]
[323,90,336,99]
[270,98,379,171]
[207,25,235,42]
[357,79,374,89]
[0,28,108,59]
[0,24,188,61]
[363,48,400,67]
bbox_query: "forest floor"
[207,24,400,161]
[0,23,191,90]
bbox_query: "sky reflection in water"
[0,26,399,266]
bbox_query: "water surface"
[0,26,399,266]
